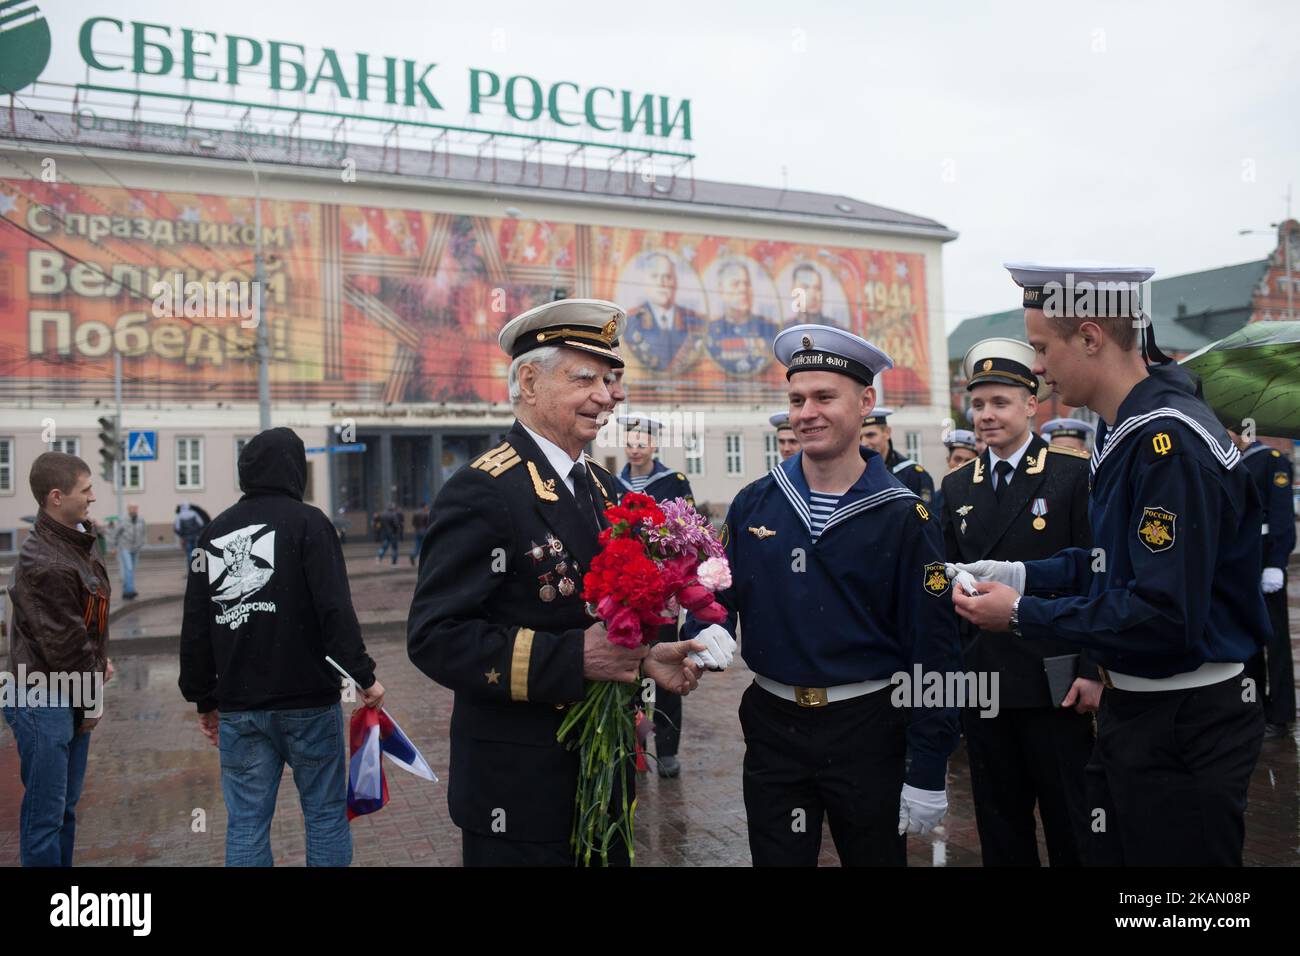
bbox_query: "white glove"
[897,784,948,836]
[1262,567,1285,594]
[948,560,1025,595]
[947,567,980,597]
[688,624,736,671]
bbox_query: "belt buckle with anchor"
[794,686,829,708]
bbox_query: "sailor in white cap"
[768,411,800,461]
[407,298,711,866]
[1040,417,1096,452]
[684,323,962,866]
[860,407,935,503]
[941,336,1099,866]
[952,263,1270,866]
[943,430,979,470]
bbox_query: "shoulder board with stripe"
[471,442,521,477]
[952,455,978,470]
[1047,445,1090,459]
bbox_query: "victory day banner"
[1,178,931,406]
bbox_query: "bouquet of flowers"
[556,493,731,865]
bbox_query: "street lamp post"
[232,143,271,431]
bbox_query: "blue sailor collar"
[617,458,672,492]
[1240,441,1271,461]
[1091,363,1240,477]
[771,447,918,538]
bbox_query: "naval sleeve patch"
[1276,472,1290,487]
[1137,505,1177,552]
[923,562,949,596]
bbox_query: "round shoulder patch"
[914,464,924,472]
[676,472,687,480]
[1271,449,1281,458]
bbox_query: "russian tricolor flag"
[347,707,438,820]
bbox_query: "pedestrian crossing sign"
[127,430,158,461]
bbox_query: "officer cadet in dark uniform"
[685,323,963,866]
[954,263,1269,866]
[616,414,697,777]
[1230,429,1296,737]
[942,337,1100,866]
[769,411,800,461]
[861,407,936,503]
[1041,417,1095,452]
[406,299,706,867]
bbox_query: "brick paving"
[0,550,1296,867]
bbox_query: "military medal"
[1031,498,1048,531]
[547,534,564,555]
[558,577,576,597]
[528,541,546,563]
[538,573,557,602]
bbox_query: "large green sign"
[67,15,692,152]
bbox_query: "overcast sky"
[46,0,1300,332]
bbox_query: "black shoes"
[1263,722,1291,739]
[657,755,681,778]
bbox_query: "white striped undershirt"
[627,473,652,492]
[807,491,841,542]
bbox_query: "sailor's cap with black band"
[773,323,893,388]
[618,414,663,438]
[962,337,1051,401]
[944,429,978,452]
[1004,262,1155,317]
[862,406,894,428]
[498,298,627,368]
[768,411,793,432]
[1041,417,1095,440]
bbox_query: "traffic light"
[97,414,121,483]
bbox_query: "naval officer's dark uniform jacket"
[939,431,1100,865]
[407,421,620,860]
[885,444,935,504]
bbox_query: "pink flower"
[697,557,732,592]
[678,584,713,610]
[693,601,728,624]
[607,606,645,648]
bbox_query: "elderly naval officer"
[407,298,709,867]
[942,337,1100,866]
[953,263,1269,866]
[685,324,962,866]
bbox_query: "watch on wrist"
[1009,597,1022,636]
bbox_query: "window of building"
[764,433,780,471]
[685,434,704,476]
[905,430,922,466]
[0,438,13,495]
[176,437,204,490]
[118,460,144,491]
[48,437,80,457]
[725,433,743,477]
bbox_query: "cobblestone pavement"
[1,552,1297,867]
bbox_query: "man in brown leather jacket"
[3,452,113,866]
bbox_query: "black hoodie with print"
[178,427,376,713]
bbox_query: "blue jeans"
[219,703,352,867]
[2,701,92,867]
[410,530,426,561]
[118,548,137,595]
[377,536,398,564]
